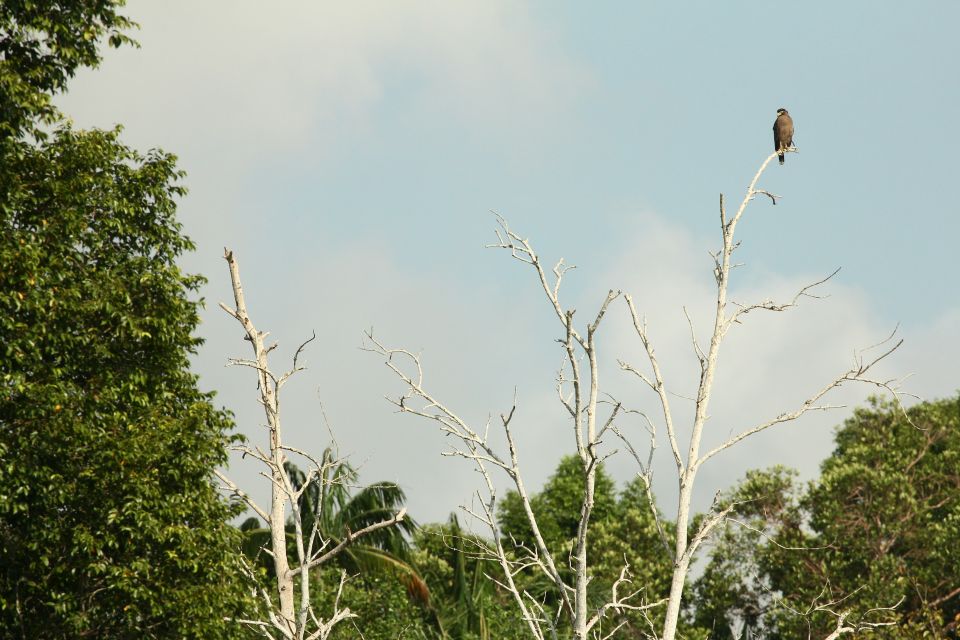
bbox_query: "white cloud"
[58,0,588,173]
[897,308,960,401]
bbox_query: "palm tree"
[443,514,491,640]
[239,450,428,603]
[412,514,499,640]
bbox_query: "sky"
[59,1,960,529]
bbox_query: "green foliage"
[694,396,960,639]
[499,455,680,635]
[0,125,253,638]
[240,457,428,609]
[241,513,529,640]
[590,476,676,636]
[413,515,529,639]
[498,454,618,552]
[1,0,136,137]
[285,457,419,564]
[691,466,801,639]
[313,570,435,640]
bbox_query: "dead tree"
[216,249,406,640]
[369,147,907,640]
[631,151,905,639]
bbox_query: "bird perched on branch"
[773,108,794,165]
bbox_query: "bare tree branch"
[727,267,840,327]
[698,331,906,466]
[306,508,407,569]
[623,295,683,473]
[218,250,405,640]
[585,562,668,634]
[214,469,269,523]
[611,423,673,559]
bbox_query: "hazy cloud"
[59,1,588,172]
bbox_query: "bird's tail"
[778,151,785,165]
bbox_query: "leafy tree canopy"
[0,122,254,638]
[499,455,683,635]
[0,4,255,631]
[413,515,529,639]
[498,454,618,551]
[1,0,136,137]
[694,395,960,639]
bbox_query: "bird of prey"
[773,108,794,165]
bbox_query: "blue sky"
[61,1,959,525]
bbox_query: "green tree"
[413,515,529,640]
[312,570,435,640]
[498,454,618,553]
[589,477,677,637]
[691,466,801,639]
[695,395,960,639]
[498,456,684,636]
[0,124,254,638]
[0,3,254,636]
[1,0,135,138]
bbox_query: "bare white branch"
[727,267,840,327]
[623,295,683,473]
[585,562,668,634]
[611,423,673,559]
[218,249,405,640]
[214,469,269,523]
[306,508,407,569]
[698,330,905,466]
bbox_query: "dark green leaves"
[1,0,137,137]
[0,124,253,638]
[694,396,960,639]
